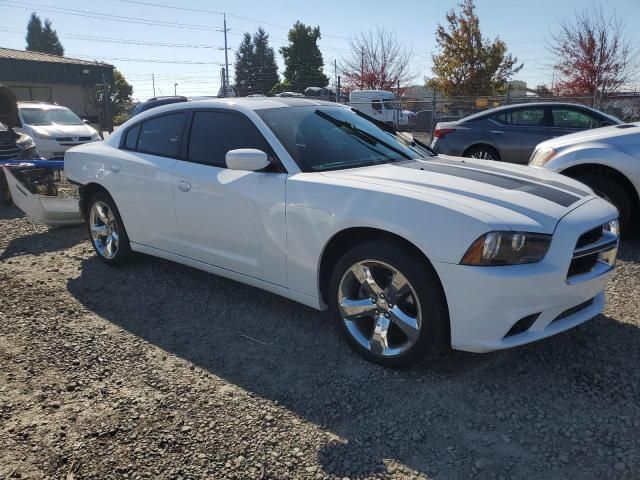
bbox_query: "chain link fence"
[344,91,640,144]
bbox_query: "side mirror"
[83,119,90,124]
[225,148,270,171]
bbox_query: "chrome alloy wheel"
[89,201,119,260]
[337,260,422,357]
[470,150,495,160]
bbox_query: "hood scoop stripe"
[432,158,591,197]
[400,161,582,207]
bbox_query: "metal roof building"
[0,47,114,123]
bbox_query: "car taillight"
[434,128,456,138]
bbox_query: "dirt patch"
[1,205,639,479]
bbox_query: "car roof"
[133,97,343,118]
[460,102,616,122]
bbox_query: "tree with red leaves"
[340,28,414,91]
[550,5,636,101]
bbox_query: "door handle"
[490,130,504,135]
[177,180,191,192]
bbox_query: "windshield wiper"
[350,108,437,156]
[314,110,413,160]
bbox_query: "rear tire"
[328,239,449,368]
[464,145,500,161]
[574,173,631,232]
[86,190,132,266]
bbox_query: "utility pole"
[396,79,400,127]
[223,13,230,97]
[334,59,337,102]
[101,73,112,135]
[152,73,156,97]
[360,47,364,90]
[174,83,178,96]
[337,75,341,104]
[431,85,437,138]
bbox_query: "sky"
[1,0,639,101]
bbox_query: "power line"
[0,27,224,49]
[0,0,222,31]
[115,0,350,40]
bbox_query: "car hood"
[29,123,96,137]
[536,123,640,150]
[322,155,596,233]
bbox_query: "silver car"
[431,102,622,164]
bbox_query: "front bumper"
[433,198,618,353]
[35,138,99,159]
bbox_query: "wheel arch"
[561,163,640,214]
[79,182,111,220]
[318,227,449,321]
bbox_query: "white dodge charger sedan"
[65,98,619,367]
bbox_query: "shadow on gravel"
[66,245,640,479]
[0,223,85,260]
[0,204,26,220]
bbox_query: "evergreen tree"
[234,33,255,96]
[25,12,64,56]
[25,12,44,53]
[429,0,521,96]
[252,27,279,94]
[280,22,328,92]
[41,19,64,56]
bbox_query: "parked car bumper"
[432,198,618,353]
[36,138,100,159]
[430,137,461,156]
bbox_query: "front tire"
[574,173,631,232]
[328,239,449,368]
[87,191,132,266]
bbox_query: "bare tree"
[549,5,637,100]
[340,28,414,91]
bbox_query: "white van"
[349,90,414,128]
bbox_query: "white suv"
[64,98,619,367]
[16,102,101,159]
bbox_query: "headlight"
[461,231,552,266]
[33,129,54,140]
[16,136,35,150]
[529,147,557,167]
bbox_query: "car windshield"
[383,100,396,110]
[21,107,83,126]
[257,106,433,172]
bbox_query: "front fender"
[285,176,499,300]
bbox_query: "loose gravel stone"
[1,205,639,479]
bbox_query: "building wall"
[0,81,100,118]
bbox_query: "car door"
[549,106,606,137]
[172,109,287,286]
[487,106,551,163]
[108,112,185,252]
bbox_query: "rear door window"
[137,113,186,157]
[187,111,272,168]
[493,108,546,126]
[124,124,141,150]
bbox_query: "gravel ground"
[1,205,639,480]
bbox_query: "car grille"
[567,224,618,281]
[55,136,92,142]
[0,142,21,160]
